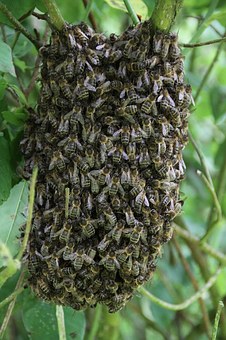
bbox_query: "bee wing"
[122,151,129,160]
[120,89,126,99]
[157,94,163,102]
[114,258,121,269]
[144,196,150,207]
[57,137,68,147]
[85,83,96,92]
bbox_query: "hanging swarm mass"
[21,20,191,312]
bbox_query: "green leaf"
[205,9,226,25]
[2,110,27,126]
[22,296,86,340]
[103,0,148,19]
[0,77,7,100]
[0,40,16,77]
[0,181,28,262]
[14,58,28,73]
[0,136,13,204]
[8,84,27,105]
[0,0,36,25]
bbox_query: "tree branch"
[181,36,226,48]
[150,0,183,32]
[41,0,65,31]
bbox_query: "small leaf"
[8,84,27,105]
[0,181,28,260]
[64,307,86,340]
[0,77,7,100]
[104,0,148,19]
[0,136,13,204]
[14,58,28,73]
[0,40,16,77]
[2,110,27,126]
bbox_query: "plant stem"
[0,2,41,49]
[96,306,120,340]
[17,166,38,260]
[123,0,139,25]
[181,36,226,48]
[42,0,65,31]
[82,0,97,31]
[0,287,24,310]
[87,305,102,340]
[150,0,183,32]
[56,305,66,340]
[211,301,224,340]
[139,268,222,311]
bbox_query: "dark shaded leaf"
[0,136,13,203]
[2,110,27,126]
[0,40,16,77]
[0,0,35,25]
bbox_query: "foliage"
[0,0,226,339]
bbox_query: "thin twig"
[17,166,38,260]
[139,268,222,311]
[173,238,211,337]
[0,2,41,49]
[82,0,97,31]
[174,225,226,265]
[0,287,24,310]
[123,0,139,25]
[181,36,226,48]
[194,40,224,101]
[56,305,66,340]
[87,305,102,340]
[24,55,41,99]
[0,270,25,339]
[211,301,224,340]
[32,11,53,29]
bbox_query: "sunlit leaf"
[205,9,226,25]
[2,110,27,126]
[0,40,16,77]
[104,0,148,19]
[0,181,28,260]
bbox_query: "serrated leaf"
[0,0,36,25]
[0,77,7,100]
[0,181,28,260]
[0,40,16,77]
[0,136,12,204]
[2,110,27,126]
[104,0,148,19]
[22,296,85,340]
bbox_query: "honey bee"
[99,251,120,271]
[36,183,46,206]
[62,242,74,260]
[59,77,73,100]
[157,88,175,108]
[84,70,96,92]
[120,164,131,188]
[80,218,95,238]
[58,134,83,155]
[108,220,125,244]
[48,31,61,56]
[132,242,140,259]
[169,33,180,59]
[65,27,77,49]
[111,195,121,212]
[96,81,111,97]
[153,31,163,54]
[116,244,134,264]
[156,115,171,136]
[103,206,117,227]
[161,35,171,59]
[184,84,195,106]
[58,117,70,136]
[49,78,60,96]
[145,55,160,69]
[124,205,136,227]
[152,72,163,95]
[113,125,130,145]
[131,123,147,143]
[73,249,85,271]
[81,173,91,188]
[87,123,101,144]
[74,26,88,43]
[75,53,86,74]
[135,189,149,212]
[168,106,181,127]
[110,143,129,164]
[131,260,140,276]
[108,50,123,63]
[97,235,111,252]
[49,151,68,171]
[64,53,75,80]
[86,47,100,65]
[39,278,50,294]
[40,240,51,257]
[76,84,89,101]
[142,117,153,137]
[126,142,136,163]
[84,145,95,168]
[28,250,40,274]
[75,154,89,173]
[111,80,124,91]
[121,255,133,274]
[139,146,151,168]
[127,61,145,72]
[41,82,52,100]
[141,93,157,115]
[108,174,124,196]
[58,222,72,243]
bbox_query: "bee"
[130,179,146,198]
[96,81,111,97]
[59,77,73,101]
[131,123,147,143]
[58,117,70,136]
[145,55,160,69]
[76,85,89,101]
[103,206,117,227]
[126,142,136,162]
[139,146,151,169]
[152,72,163,95]
[184,84,195,106]
[83,191,93,212]
[87,123,101,144]
[121,255,133,274]
[107,280,119,294]
[110,144,129,164]
[81,173,91,188]
[62,242,74,260]
[111,195,121,212]
[168,106,181,127]
[58,134,83,155]
[49,78,60,96]
[48,31,61,56]
[142,117,153,137]
[47,253,59,276]
[108,174,124,196]
[105,65,117,78]
[80,218,95,238]
[86,47,100,65]
[161,35,171,59]
[111,80,124,91]
[41,82,52,100]
[99,251,120,271]
[49,151,68,171]
[169,33,180,59]
[108,50,123,63]
[59,222,72,243]
[124,205,136,227]
[68,163,79,186]
[84,145,95,168]
[116,244,134,264]
[36,183,46,206]
[54,97,69,109]
[82,119,92,142]
[121,164,131,188]
[74,26,88,43]
[88,174,100,194]
[153,31,163,54]
[97,235,111,252]
[69,197,81,219]
[131,260,140,276]
[75,154,89,173]
[75,53,86,74]
[40,240,51,257]
[73,249,85,271]
[33,212,42,230]
[65,27,77,49]
[141,94,157,115]
[84,71,96,92]
[113,125,130,144]
[64,53,75,80]
[135,189,149,212]
[156,115,171,136]
[155,135,166,156]
[28,250,40,274]
[39,278,50,294]
[127,61,145,72]
[100,134,114,163]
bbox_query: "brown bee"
[99,251,120,271]
[79,218,95,238]
[49,151,68,171]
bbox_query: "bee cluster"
[21,20,191,312]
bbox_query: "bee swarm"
[21,20,191,312]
